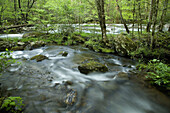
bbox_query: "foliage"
[0,97,24,113]
[0,49,16,74]
[137,59,170,88]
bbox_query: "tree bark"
[150,0,159,49]
[158,0,168,32]
[95,0,107,42]
[146,0,155,32]
[115,0,130,34]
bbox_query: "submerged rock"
[78,61,108,74]
[64,89,77,105]
[116,72,129,80]
[30,54,48,62]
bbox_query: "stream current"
[0,45,170,113]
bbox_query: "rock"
[64,89,77,105]
[25,41,46,50]
[78,61,108,74]
[11,46,25,51]
[72,36,85,43]
[0,38,3,41]
[0,41,14,52]
[113,34,136,56]
[17,42,25,46]
[117,72,129,80]
[30,54,48,62]
[65,81,73,85]
[22,32,45,38]
[59,51,68,57]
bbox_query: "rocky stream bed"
[0,45,170,113]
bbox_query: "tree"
[95,0,107,42]
[115,0,130,34]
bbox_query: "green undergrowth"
[137,59,170,90]
[0,97,24,113]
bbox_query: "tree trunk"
[158,0,168,32]
[14,0,17,24]
[115,0,130,34]
[150,0,159,49]
[139,2,142,35]
[0,24,34,31]
[95,0,107,42]
[132,0,135,37]
[146,0,155,32]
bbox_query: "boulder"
[113,34,136,56]
[78,61,108,74]
[30,54,48,62]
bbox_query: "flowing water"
[0,46,170,113]
[1,24,169,39]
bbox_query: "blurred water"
[0,46,169,113]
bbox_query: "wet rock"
[25,41,46,50]
[117,72,129,80]
[30,54,48,62]
[113,34,136,56]
[78,61,108,74]
[65,81,73,85]
[59,51,68,57]
[65,89,77,105]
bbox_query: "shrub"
[0,49,16,74]
[0,97,24,113]
[137,59,170,88]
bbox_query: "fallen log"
[0,24,34,31]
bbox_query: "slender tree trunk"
[150,0,159,49]
[116,0,130,34]
[158,0,168,32]
[139,2,142,35]
[18,0,25,22]
[146,0,155,32]
[132,1,135,37]
[14,0,17,24]
[95,0,107,42]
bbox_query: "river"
[0,45,170,113]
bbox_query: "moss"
[30,55,48,62]
[11,46,25,51]
[78,61,108,74]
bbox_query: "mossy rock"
[100,48,115,53]
[72,35,85,43]
[30,55,48,62]
[25,41,46,50]
[0,41,15,52]
[11,46,25,51]
[58,51,68,57]
[78,61,108,74]
[113,34,136,56]
[22,32,46,38]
